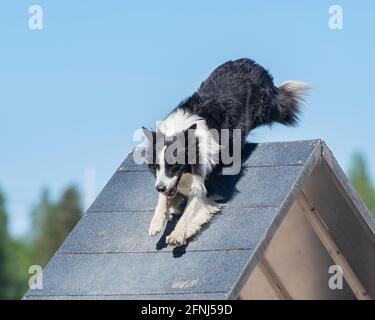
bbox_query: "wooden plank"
[258,257,291,300]
[88,166,305,213]
[303,161,375,298]
[24,250,252,298]
[59,207,277,254]
[298,192,371,300]
[25,292,226,300]
[119,140,320,172]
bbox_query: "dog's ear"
[188,123,197,131]
[142,127,156,144]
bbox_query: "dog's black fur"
[144,58,309,246]
[179,58,302,143]
[145,58,307,182]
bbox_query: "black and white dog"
[142,58,309,246]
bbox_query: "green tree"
[348,153,375,217]
[0,188,12,299]
[0,187,35,299]
[4,238,34,299]
[33,186,82,267]
[0,185,82,299]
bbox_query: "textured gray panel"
[119,148,148,171]
[24,250,252,297]
[25,293,226,300]
[88,171,158,212]
[241,140,319,167]
[118,140,319,172]
[88,165,303,212]
[59,207,277,253]
[210,165,304,206]
[23,140,329,300]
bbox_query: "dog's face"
[142,125,196,198]
[153,147,188,198]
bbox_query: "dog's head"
[142,124,197,198]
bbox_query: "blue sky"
[1,1,374,237]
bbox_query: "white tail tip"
[280,80,311,93]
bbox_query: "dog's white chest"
[177,173,192,196]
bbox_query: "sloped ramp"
[23,140,375,300]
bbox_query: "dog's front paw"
[148,217,165,236]
[166,229,186,247]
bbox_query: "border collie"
[142,58,309,246]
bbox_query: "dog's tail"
[273,80,311,126]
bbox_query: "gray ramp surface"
[24,140,320,300]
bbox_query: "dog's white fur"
[154,145,179,192]
[147,59,309,247]
[149,172,221,245]
[148,110,221,246]
[156,110,220,195]
[159,110,220,167]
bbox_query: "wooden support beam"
[298,192,371,300]
[258,257,291,300]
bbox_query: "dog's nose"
[156,184,166,193]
